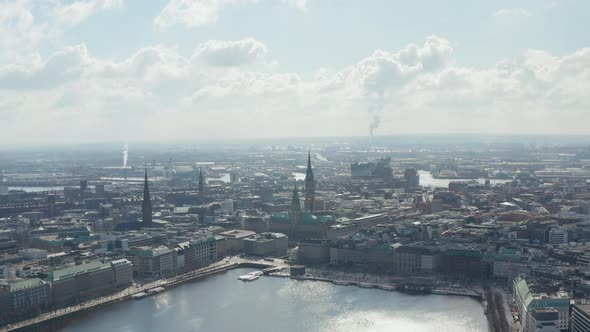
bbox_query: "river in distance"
[47,268,489,332]
[418,170,511,189]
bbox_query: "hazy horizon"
[3,133,590,152]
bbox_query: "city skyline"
[1,0,589,144]
[2,2,590,331]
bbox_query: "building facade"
[126,246,176,279]
[571,304,590,332]
[529,308,559,332]
[513,276,569,332]
[49,260,126,307]
[243,232,288,256]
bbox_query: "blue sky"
[1,0,589,143]
[48,0,590,70]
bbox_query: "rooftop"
[49,261,111,282]
[220,229,256,239]
[9,278,46,292]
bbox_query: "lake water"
[49,268,489,332]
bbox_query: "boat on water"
[238,274,259,281]
[378,285,397,291]
[400,285,432,295]
[132,292,147,300]
[147,287,165,295]
[358,283,375,288]
[238,271,263,281]
[332,280,351,286]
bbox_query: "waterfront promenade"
[0,256,282,332]
[1,257,491,332]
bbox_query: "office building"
[529,308,559,332]
[243,232,288,256]
[126,246,176,279]
[513,276,569,331]
[49,260,130,307]
[571,304,590,332]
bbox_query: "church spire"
[142,167,153,228]
[306,150,314,180]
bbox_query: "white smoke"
[367,90,384,140]
[123,143,128,168]
[357,36,453,142]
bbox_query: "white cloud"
[193,38,269,67]
[154,0,308,30]
[0,0,44,64]
[281,0,308,11]
[0,0,125,66]
[494,8,530,17]
[1,35,590,143]
[154,0,246,30]
[0,44,91,89]
[54,0,124,26]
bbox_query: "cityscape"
[1,1,590,332]
[1,138,590,331]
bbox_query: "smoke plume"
[368,102,382,138]
[123,143,128,168]
[358,36,453,143]
[366,89,384,142]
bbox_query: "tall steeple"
[304,150,316,212]
[291,182,301,224]
[142,168,153,228]
[198,167,204,194]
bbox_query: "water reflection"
[52,269,489,332]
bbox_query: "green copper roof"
[49,261,111,282]
[9,278,45,292]
[515,276,533,307]
[515,276,569,309]
[271,212,291,223]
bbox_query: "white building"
[243,232,288,256]
[126,246,176,279]
[111,258,133,288]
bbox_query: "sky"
[0,0,589,144]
